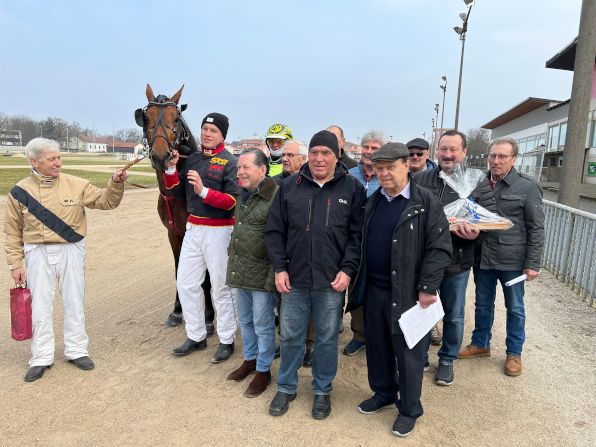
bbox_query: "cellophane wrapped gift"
[439,165,513,231]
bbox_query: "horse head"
[134,84,188,171]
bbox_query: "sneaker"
[435,362,454,386]
[504,355,522,376]
[274,343,281,359]
[458,344,491,358]
[430,323,443,346]
[343,339,365,356]
[423,361,430,372]
[358,395,396,415]
[392,414,416,437]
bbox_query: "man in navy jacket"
[265,130,366,420]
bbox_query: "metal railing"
[542,199,596,306]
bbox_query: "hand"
[188,170,204,195]
[523,269,540,281]
[275,271,291,293]
[168,149,179,168]
[331,271,351,292]
[11,268,26,285]
[419,291,437,309]
[112,169,129,183]
[451,222,480,240]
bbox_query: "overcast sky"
[0,0,582,144]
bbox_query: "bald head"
[326,126,345,154]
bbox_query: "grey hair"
[361,130,389,147]
[25,138,61,166]
[241,148,270,176]
[488,137,519,157]
[295,140,308,156]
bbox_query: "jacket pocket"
[499,194,523,214]
[497,234,526,265]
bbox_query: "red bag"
[10,283,32,341]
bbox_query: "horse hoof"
[164,313,183,328]
[206,322,215,338]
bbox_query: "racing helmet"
[265,124,293,152]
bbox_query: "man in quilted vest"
[225,149,279,397]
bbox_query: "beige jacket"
[4,171,124,269]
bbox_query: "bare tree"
[465,126,491,158]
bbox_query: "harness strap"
[160,192,185,237]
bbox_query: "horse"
[134,84,214,333]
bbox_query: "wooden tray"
[449,222,511,231]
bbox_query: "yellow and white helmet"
[265,124,293,151]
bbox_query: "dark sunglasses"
[409,152,426,158]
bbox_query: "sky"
[0,0,582,145]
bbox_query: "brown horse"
[134,84,214,331]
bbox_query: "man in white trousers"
[5,138,127,382]
[163,112,240,363]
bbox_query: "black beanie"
[309,130,339,159]
[202,112,229,139]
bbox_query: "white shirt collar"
[381,181,410,202]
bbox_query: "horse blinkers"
[134,108,145,128]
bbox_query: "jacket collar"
[30,170,59,185]
[501,166,518,185]
[257,177,278,200]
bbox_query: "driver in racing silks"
[265,124,293,178]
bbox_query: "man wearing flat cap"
[265,130,366,420]
[346,142,452,437]
[406,138,435,174]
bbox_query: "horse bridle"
[134,95,189,161]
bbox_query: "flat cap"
[370,142,410,162]
[406,138,429,150]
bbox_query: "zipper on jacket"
[306,198,312,231]
[325,198,331,226]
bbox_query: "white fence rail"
[542,199,596,306]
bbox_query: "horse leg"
[202,270,215,338]
[164,233,184,328]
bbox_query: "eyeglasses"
[268,138,286,146]
[409,152,426,158]
[281,153,299,159]
[488,154,514,161]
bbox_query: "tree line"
[0,111,142,148]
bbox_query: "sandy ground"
[0,188,594,447]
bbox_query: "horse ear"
[180,104,188,112]
[171,85,184,104]
[146,84,156,102]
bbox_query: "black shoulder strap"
[10,186,84,242]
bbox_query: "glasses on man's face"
[281,153,298,159]
[488,154,514,161]
[268,139,285,146]
[409,152,426,158]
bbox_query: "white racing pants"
[177,223,237,344]
[24,240,88,367]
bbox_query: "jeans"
[277,287,344,395]
[425,270,470,365]
[236,288,277,372]
[471,268,525,357]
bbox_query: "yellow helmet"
[265,124,293,146]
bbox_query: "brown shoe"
[504,355,522,376]
[245,371,271,398]
[227,359,256,382]
[458,344,491,358]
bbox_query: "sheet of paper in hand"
[439,166,513,231]
[399,294,445,350]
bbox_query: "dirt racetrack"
[0,188,594,446]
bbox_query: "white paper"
[505,274,527,287]
[398,294,445,350]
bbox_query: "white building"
[77,136,110,153]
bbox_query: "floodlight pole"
[440,78,447,139]
[454,5,473,131]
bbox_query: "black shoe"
[339,319,344,334]
[68,356,95,371]
[206,322,215,338]
[269,391,297,416]
[211,342,234,363]
[303,348,314,368]
[424,361,430,372]
[24,364,52,382]
[172,338,207,356]
[312,394,331,420]
[358,395,396,414]
[435,362,454,386]
[274,344,281,359]
[392,414,416,437]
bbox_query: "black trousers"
[363,281,429,419]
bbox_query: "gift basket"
[439,165,513,231]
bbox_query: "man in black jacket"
[327,125,359,169]
[265,130,366,420]
[414,130,496,386]
[346,142,452,437]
